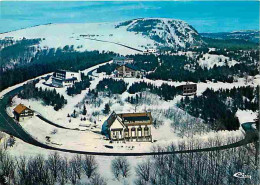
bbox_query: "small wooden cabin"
[13,104,34,122]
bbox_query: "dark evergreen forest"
[178,86,259,130]
[0,43,114,91]
[18,80,67,111]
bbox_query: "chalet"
[52,70,81,87]
[102,112,152,142]
[13,104,34,122]
[113,56,134,65]
[115,64,141,78]
[180,83,197,96]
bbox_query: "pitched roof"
[13,104,30,114]
[125,64,139,71]
[116,64,139,71]
[123,116,150,122]
[106,112,152,129]
[107,111,118,127]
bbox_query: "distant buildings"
[13,104,34,122]
[115,64,141,78]
[181,83,197,96]
[52,70,81,87]
[113,56,134,65]
[102,112,152,142]
[143,48,158,55]
[4,37,13,40]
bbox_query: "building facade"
[115,64,141,78]
[102,112,152,142]
[13,104,34,122]
[113,56,134,65]
[182,83,197,96]
[52,70,81,87]
[143,48,158,55]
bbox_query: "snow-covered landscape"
[0,1,259,185]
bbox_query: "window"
[138,127,142,137]
[125,128,129,137]
[144,126,149,136]
[131,127,136,137]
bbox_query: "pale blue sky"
[0,1,259,33]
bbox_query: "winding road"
[0,71,258,156]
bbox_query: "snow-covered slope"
[198,53,239,69]
[116,18,203,49]
[0,18,203,55]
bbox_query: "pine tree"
[103,103,110,114]
[83,105,87,115]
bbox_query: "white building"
[143,48,158,55]
[52,70,81,87]
[113,56,134,65]
[102,112,152,142]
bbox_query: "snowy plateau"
[0,18,203,55]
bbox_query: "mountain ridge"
[116,18,204,49]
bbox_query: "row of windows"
[111,127,150,139]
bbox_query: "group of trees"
[18,81,67,111]
[134,140,259,185]
[96,78,128,94]
[178,86,259,131]
[212,86,259,111]
[202,37,259,50]
[108,137,259,185]
[0,38,41,69]
[128,81,181,101]
[67,74,92,96]
[111,156,131,181]
[96,63,117,75]
[0,151,106,185]
[127,54,159,72]
[146,54,258,83]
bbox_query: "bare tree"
[0,152,15,185]
[46,152,62,182]
[68,159,78,185]
[82,155,98,178]
[135,159,151,182]
[89,174,107,185]
[75,154,82,180]
[68,155,82,185]
[111,156,131,181]
[57,156,69,185]
[16,156,29,185]
[27,155,51,185]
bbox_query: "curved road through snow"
[0,77,258,156]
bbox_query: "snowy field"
[0,22,156,55]
[198,53,239,69]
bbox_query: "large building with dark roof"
[115,64,141,78]
[52,70,82,87]
[181,83,197,96]
[102,112,152,142]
